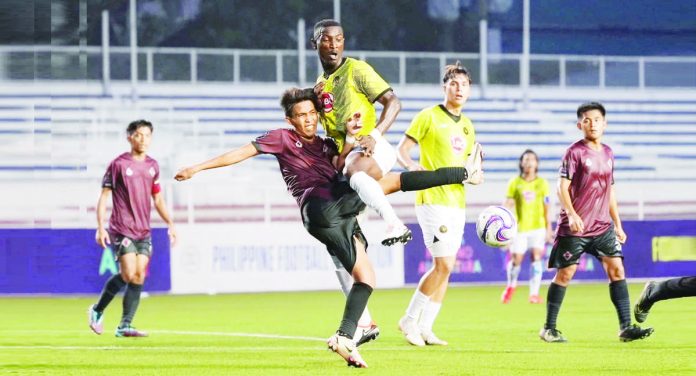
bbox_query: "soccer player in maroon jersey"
[174,88,478,368]
[539,102,653,343]
[88,120,177,338]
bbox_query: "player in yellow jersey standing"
[396,62,483,346]
[311,18,407,345]
[501,149,554,304]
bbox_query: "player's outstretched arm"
[174,143,259,181]
[95,187,112,248]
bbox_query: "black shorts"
[548,227,623,269]
[301,182,367,273]
[111,233,153,260]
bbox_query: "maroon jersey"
[557,140,615,237]
[102,152,161,240]
[252,128,339,207]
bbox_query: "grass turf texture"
[1,283,694,375]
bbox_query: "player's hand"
[96,227,110,248]
[615,226,627,244]
[568,212,585,234]
[313,81,325,97]
[168,226,178,248]
[358,135,376,157]
[345,112,363,136]
[174,167,196,181]
[407,163,425,171]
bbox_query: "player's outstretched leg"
[634,281,657,323]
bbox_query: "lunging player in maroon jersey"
[539,102,653,343]
[174,88,479,368]
[88,120,177,338]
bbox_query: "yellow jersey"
[405,105,476,209]
[505,176,550,232]
[316,57,391,152]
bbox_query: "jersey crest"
[321,92,334,113]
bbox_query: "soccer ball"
[476,206,517,247]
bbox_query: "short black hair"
[518,149,539,176]
[443,61,472,84]
[127,119,153,135]
[280,87,320,118]
[576,102,606,119]
[311,19,342,45]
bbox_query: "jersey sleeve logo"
[321,92,334,113]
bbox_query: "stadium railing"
[1,45,696,89]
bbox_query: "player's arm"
[96,187,112,248]
[356,91,402,155]
[609,185,626,243]
[558,177,584,234]
[374,90,401,135]
[397,135,424,171]
[152,191,177,247]
[334,113,362,171]
[174,143,259,181]
[543,199,554,243]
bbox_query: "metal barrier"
[1,45,696,89]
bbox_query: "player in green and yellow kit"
[501,150,554,304]
[396,62,483,347]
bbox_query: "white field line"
[0,329,325,342]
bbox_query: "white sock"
[405,290,429,321]
[529,260,543,296]
[506,260,521,288]
[349,171,401,226]
[333,256,373,329]
[418,301,442,333]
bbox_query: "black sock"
[609,280,632,329]
[652,276,696,304]
[544,282,566,330]
[400,167,467,192]
[94,274,126,313]
[338,282,373,339]
[120,283,143,327]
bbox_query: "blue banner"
[404,220,696,284]
[0,229,171,294]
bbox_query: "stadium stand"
[1,83,695,227]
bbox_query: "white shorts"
[415,205,466,258]
[509,228,546,255]
[343,129,397,176]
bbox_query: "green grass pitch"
[1,283,694,375]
